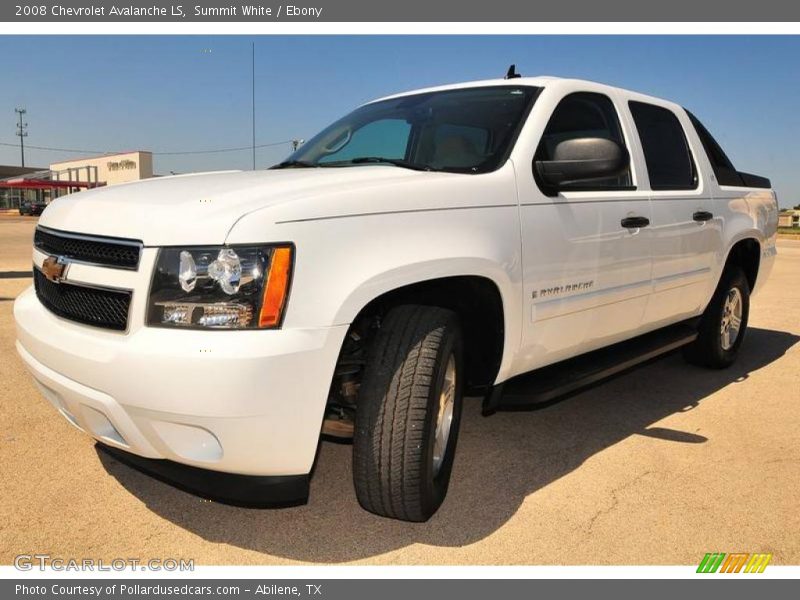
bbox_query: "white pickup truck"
[15,75,778,522]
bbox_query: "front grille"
[34,269,131,331]
[34,227,142,269]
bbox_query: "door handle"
[693,210,714,222]
[621,216,650,229]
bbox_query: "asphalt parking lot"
[1,214,798,566]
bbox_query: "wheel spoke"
[719,286,744,351]
[432,354,456,477]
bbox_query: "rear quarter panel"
[714,187,778,295]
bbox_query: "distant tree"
[794,204,800,210]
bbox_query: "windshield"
[276,85,540,173]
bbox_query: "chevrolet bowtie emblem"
[41,256,68,283]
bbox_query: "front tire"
[353,305,463,522]
[683,266,750,369]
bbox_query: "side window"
[318,119,411,163]
[629,101,697,190]
[686,111,744,186]
[535,92,632,190]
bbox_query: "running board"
[483,320,699,414]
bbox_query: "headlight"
[147,245,293,329]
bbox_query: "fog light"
[161,303,193,325]
[157,302,253,327]
[197,304,253,327]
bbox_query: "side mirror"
[534,137,629,189]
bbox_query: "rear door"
[626,101,719,327]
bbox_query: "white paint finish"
[510,82,653,374]
[15,76,778,477]
[15,287,349,475]
[640,196,717,321]
[629,102,721,325]
[16,341,161,458]
[714,188,779,296]
[39,167,448,246]
[149,421,224,463]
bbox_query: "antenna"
[505,64,521,80]
[251,42,256,170]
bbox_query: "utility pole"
[291,139,304,152]
[251,42,256,170]
[15,108,27,167]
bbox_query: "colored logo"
[697,552,772,573]
[41,256,68,283]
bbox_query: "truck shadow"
[96,327,798,563]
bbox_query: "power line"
[156,140,293,155]
[0,139,294,156]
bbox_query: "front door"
[515,91,653,375]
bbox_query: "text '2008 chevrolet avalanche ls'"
[15,75,778,522]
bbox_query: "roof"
[371,76,561,102]
[369,75,675,108]
[0,177,105,191]
[0,167,105,190]
[0,165,46,178]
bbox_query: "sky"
[1,35,798,206]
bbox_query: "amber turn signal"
[258,246,293,328]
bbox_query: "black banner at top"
[4,0,800,22]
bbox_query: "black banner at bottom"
[4,579,795,600]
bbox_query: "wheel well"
[725,238,760,291]
[345,276,505,395]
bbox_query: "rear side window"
[629,101,697,191]
[535,92,632,190]
[686,111,744,186]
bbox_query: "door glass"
[629,101,697,190]
[535,92,632,190]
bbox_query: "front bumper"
[14,284,348,483]
[97,443,309,507]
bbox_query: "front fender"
[224,166,523,380]
[331,257,514,324]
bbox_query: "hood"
[38,167,430,246]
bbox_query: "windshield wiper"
[348,157,435,171]
[272,157,437,171]
[271,160,319,169]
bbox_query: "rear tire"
[683,266,750,369]
[353,305,463,522]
